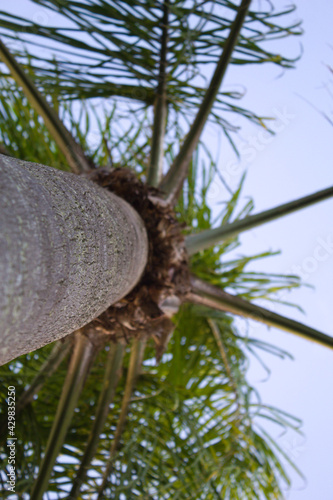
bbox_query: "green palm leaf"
[0,0,301,141]
[0,39,91,173]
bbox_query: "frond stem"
[69,342,125,499]
[186,185,333,255]
[208,319,242,420]
[0,39,91,173]
[30,329,97,500]
[147,0,169,187]
[0,337,72,439]
[16,338,72,415]
[189,276,333,349]
[97,339,146,499]
[159,0,251,204]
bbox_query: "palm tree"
[0,1,332,498]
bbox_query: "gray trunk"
[0,155,148,365]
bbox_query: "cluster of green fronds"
[178,149,302,304]
[0,72,304,499]
[0,319,301,498]
[0,77,150,173]
[0,0,302,145]
[0,309,302,498]
[0,77,69,169]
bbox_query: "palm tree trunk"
[0,155,148,365]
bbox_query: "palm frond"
[0,338,71,440]
[147,0,169,186]
[30,330,96,499]
[0,39,91,173]
[89,308,302,499]
[189,276,333,350]
[69,342,124,499]
[159,0,251,203]
[15,338,71,415]
[0,0,301,154]
[97,339,146,498]
[186,185,333,255]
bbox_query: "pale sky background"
[2,1,333,499]
[209,1,333,498]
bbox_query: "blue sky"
[211,1,333,497]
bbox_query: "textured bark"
[0,155,148,365]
